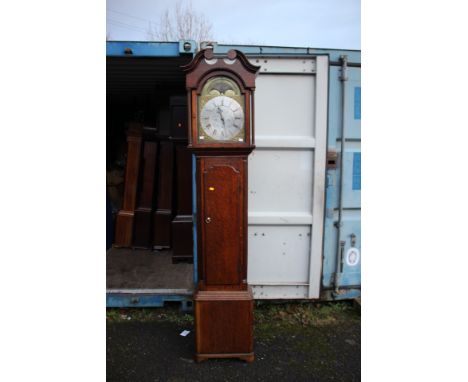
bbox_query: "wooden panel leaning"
[114,123,143,247]
[170,95,193,263]
[133,127,158,249]
[152,139,174,249]
[171,143,193,263]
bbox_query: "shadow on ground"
[107,302,360,382]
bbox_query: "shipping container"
[106,40,361,308]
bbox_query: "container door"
[321,62,361,299]
[247,56,328,299]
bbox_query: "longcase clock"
[182,48,260,362]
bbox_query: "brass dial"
[198,77,245,143]
[200,96,244,140]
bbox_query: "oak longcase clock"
[183,48,260,362]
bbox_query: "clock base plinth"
[195,352,254,363]
[194,288,254,361]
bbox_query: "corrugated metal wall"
[321,57,361,300]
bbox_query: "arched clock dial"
[200,95,244,141]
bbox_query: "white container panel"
[248,149,313,215]
[254,75,316,138]
[247,225,312,284]
[251,285,309,299]
[243,55,329,299]
[250,57,316,74]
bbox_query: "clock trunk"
[197,155,248,289]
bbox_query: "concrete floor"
[107,303,361,382]
[107,248,193,290]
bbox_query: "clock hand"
[217,107,225,127]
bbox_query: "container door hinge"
[327,149,338,169]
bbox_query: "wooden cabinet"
[170,96,189,140]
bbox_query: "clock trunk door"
[201,157,244,285]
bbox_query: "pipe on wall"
[333,55,348,295]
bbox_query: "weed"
[106,306,194,324]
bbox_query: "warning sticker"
[345,247,360,267]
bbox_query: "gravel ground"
[107,302,360,382]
